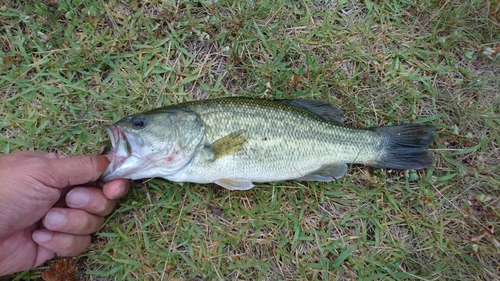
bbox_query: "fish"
[101,97,436,190]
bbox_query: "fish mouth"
[101,125,131,181]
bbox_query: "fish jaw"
[102,125,130,181]
[101,125,147,181]
[101,124,195,182]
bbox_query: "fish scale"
[146,100,382,182]
[101,97,436,190]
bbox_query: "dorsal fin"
[281,99,344,124]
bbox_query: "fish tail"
[372,124,436,169]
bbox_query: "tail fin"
[371,124,436,170]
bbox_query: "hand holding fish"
[0,151,130,275]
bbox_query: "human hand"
[0,151,130,275]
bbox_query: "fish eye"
[131,115,147,129]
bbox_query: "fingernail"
[67,189,90,207]
[114,182,126,198]
[33,229,53,243]
[45,210,67,226]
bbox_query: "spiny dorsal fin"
[282,99,344,124]
[209,130,246,160]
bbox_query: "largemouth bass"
[101,98,436,190]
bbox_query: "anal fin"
[215,178,255,191]
[300,163,347,181]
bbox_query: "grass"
[1,0,499,280]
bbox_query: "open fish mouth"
[101,125,131,181]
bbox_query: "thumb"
[42,155,110,188]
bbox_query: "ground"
[1,0,499,280]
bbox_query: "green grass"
[1,0,499,280]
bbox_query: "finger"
[43,208,105,235]
[33,246,56,269]
[8,151,65,159]
[66,187,117,216]
[41,153,66,159]
[32,229,91,257]
[102,179,130,200]
[43,155,110,188]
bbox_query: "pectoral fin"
[209,130,246,160]
[215,178,254,190]
[301,163,348,181]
